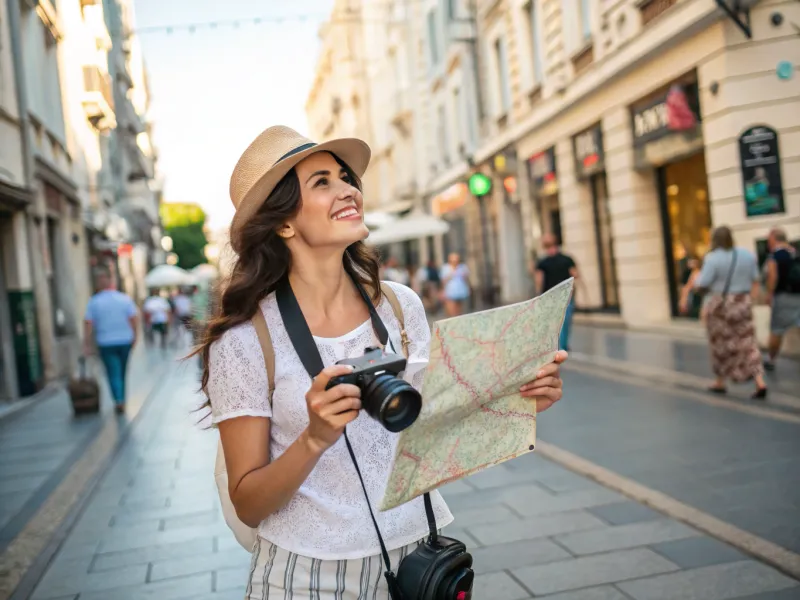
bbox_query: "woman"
[199,126,567,598]
[440,253,471,317]
[690,226,768,399]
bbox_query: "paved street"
[1,329,799,599]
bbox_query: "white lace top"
[207,281,454,560]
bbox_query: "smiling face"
[282,152,368,250]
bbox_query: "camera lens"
[362,374,422,433]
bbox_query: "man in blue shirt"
[84,270,138,413]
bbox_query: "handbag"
[275,276,474,600]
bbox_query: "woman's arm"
[219,417,321,528]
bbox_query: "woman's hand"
[519,350,568,413]
[304,365,362,454]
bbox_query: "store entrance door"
[0,216,17,400]
[658,152,712,318]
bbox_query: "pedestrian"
[142,288,171,349]
[535,234,579,351]
[439,252,470,317]
[196,125,567,598]
[173,287,193,345]
[83,269,138,414]
[382,256,409,285]
[691,226,768,399]
[763,227,800,370]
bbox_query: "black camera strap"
[275,276,437,587]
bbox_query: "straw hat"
[229,125,371,241]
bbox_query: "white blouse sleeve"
[384,282,431,392]
[207,321,272,425]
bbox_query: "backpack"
[787,254,800,294]
[214,283,410,551]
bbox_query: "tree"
[160,202,209,270]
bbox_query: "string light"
[131,2,426,36]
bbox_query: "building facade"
[480,0,799,344]
[0,0,162,402]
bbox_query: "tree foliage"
[160,202,209,269]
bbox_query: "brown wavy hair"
[194,153,381,411]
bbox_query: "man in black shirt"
[764,228,800,369]
[536,234,578,350]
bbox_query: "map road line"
[565,358,800,425]
[535,439,800,582]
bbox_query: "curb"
[567,351,800,412]
[0,384,64,424]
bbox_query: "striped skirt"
[246,536,424,599]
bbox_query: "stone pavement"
[23,363,800,599]
[0,342,175,552]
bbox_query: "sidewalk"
[22,363,800,599]
[0,343,181,599]
[568,325,800,404]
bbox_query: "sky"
[133,0,335,229]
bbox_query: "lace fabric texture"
[207,281,454,560]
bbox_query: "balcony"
[82,66,116,131]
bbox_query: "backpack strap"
[379,282,410,358]
[251,308,275,402]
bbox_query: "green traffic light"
[468,173,492,197]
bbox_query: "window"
[427,10,439,66]
[528,1,544,84]
[494,37,511,115]
[453,87,462,153]
[447,0,458,19]
[437,104,450,165]
[580,0,592,40]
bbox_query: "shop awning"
[366,211,449,246]
[363,200,414,228]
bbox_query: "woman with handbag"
[690,226,768,399]
[196,125,568,599]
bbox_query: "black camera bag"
[276,277,474,599]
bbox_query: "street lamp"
[161,235,173,252]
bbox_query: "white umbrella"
[365,211,450,246]
[191,264,219,281]
[144,264,196,288]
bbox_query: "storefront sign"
[632,83,699,146]
[631,81,703,168]
[573,124,604,179]
[431,182,468,216]
[528,147,558,196]
[739,125,785,217]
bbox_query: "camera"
[326,346,422,432]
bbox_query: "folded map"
[380,278,575,510]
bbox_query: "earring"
[278,226,294,239]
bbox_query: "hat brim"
[230,137,371,242]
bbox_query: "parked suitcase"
[68,357,100,416]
